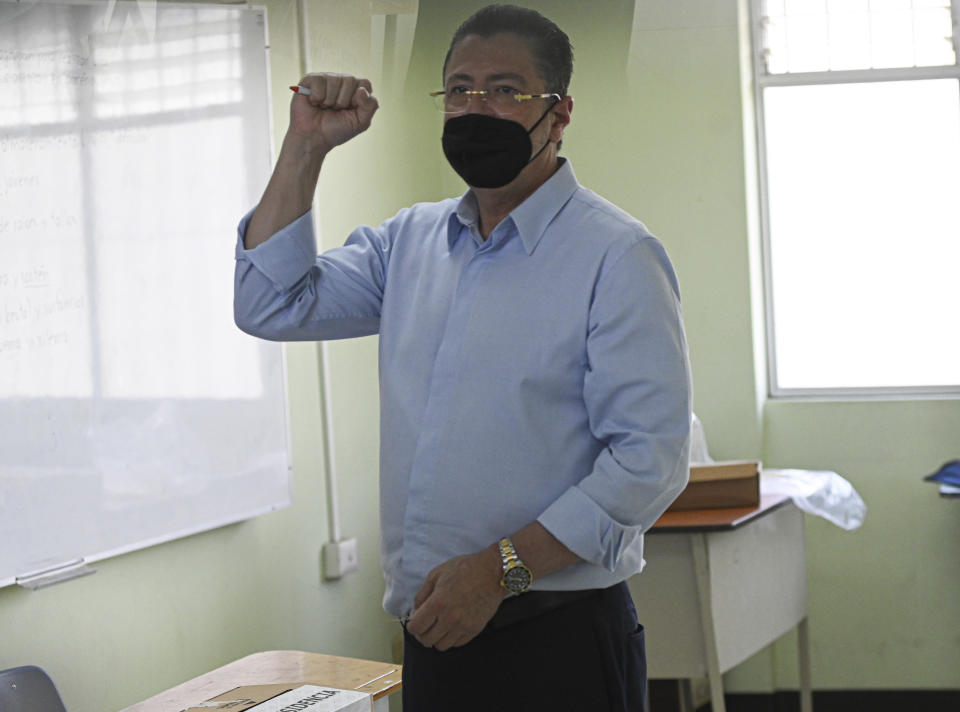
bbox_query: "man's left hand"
[406,545,505,651]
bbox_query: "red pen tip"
[289,85,299,92]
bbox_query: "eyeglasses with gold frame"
[429,88,561,116]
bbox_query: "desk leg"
[690,533,725,712]
[677,679,696,712]
[798,616,813,712]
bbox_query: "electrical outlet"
[322,538,359,580]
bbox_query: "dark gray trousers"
[401,582,647,712]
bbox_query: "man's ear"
[549,95,573,144]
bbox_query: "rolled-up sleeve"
[234,207,388,341]
[538,237,692,571]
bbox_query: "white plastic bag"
[762,469,867,531]
[689,412,713,464]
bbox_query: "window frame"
[749,0,960,400]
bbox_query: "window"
[751,0,960,397]
[0,4,264,400]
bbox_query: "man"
[235,5,691,711]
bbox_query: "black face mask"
[441,105,554,189]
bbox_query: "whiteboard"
[0,1,291,587]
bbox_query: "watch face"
[503,564,532,593]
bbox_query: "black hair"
[442,4,573,96]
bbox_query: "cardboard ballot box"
[667,460,761,512]
[183,684,371,712]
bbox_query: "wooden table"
[118,650,401,712]
[628,495,813,712]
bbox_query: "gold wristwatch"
[498,537,533,595]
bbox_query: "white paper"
[250,685,371,712]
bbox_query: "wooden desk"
[628,495,812,712]
[119,650,401,712]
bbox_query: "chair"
[0,666,67,712]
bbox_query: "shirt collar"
[447,159,579,255]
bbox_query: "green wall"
[1,1,957,710]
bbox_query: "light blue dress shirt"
[235,160,691,618]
